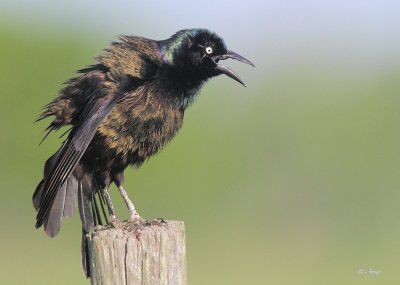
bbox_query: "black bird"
[33,28,254,276]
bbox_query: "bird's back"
[38,36,163,131]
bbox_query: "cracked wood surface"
[88,221,186,285]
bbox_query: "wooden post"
[87,220,186,285]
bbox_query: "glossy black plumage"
[33,28,254,277]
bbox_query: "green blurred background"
[1,1,400,284]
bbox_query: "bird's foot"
[109,215,123,229]
[144,217,167,227]
[127,211,144,224]
[126,212,166,227]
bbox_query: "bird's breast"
[97,90,184,162]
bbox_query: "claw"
[109,215,123,229]
[146,217,166,226]
[127,211,143,224]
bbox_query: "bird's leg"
[117,185,141,222]
[101,187,121,227]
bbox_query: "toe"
[109,216,122,228]
[128,212,142,223]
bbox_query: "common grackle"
[33,28,254,276]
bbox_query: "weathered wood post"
[87,220,187,285]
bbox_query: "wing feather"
[35,39,160,228]
[63,175,78,218]
[44,182,67,237]
[35,82,124,228]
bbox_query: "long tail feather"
[77,177,94,232]
[33,149,80,237]
[98,190,109,224]
[33,180,45,211]
[92,192,103,225]
[63,175,78,218]
[44,182,67,237]
[81,227,91,278]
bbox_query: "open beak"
[213,50,255,86]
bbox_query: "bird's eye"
[205,46,213,55]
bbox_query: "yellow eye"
[205,46,213,55]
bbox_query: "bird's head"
[161,29,254,86]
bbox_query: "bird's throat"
[155,67,206,110]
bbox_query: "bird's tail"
[77,172,109,278]
[33,148,109,277]
[33,148,80,237]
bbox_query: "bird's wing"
[37,36,162,138]
[35,38,163,227]
[35,76,125,228]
